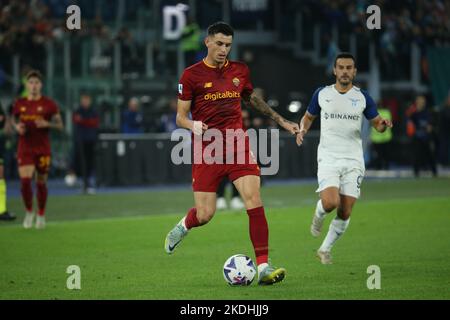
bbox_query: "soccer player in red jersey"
[12,70,64,229]
[164,22,299,285]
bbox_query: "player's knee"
[242,192,262,209]
[36,174,48,183]
[322,197,340,212]
[196,207,215,225]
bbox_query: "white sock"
[257,263,268,276]
[315,199,327,219]
[180,217,188,231]
[319,217,350,252]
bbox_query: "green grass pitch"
[1,178,449,299]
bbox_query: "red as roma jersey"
[178,59,253,132]
[12,96,59,154]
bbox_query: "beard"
[338,76,353,86]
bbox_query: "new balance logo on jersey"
[323,112,360,121]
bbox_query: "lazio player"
[296,53,393,264]
[12,70,64,229]
[164,22,300,285]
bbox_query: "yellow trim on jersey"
[202,59,229,69]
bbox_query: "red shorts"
[192,162,260,192]
[17,149,51,174]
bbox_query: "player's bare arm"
[35,113,64,131]
[244,92,300,135]
[176,99,208,135]
[4,114,15,136]
[11,116,26,136]
[370,115,393,133]
[296,111,317,146]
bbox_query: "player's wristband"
[192,121,203,135]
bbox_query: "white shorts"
[316,165,365,199]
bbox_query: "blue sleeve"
[362,90,379,120]
[307,87,323,116]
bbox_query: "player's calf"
[36,181,48,217]
[337,207,351,221]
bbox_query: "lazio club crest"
[232,77,240,87]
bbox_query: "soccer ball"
[223,254,256,286]
[64,173,77,187]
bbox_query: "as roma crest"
[232,77,240,87]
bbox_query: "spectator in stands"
[438,91,450,167]
[159,98,178,133]
[180,16,201,67]
[121,97,144,134]
[73,93,100,194]
[116,27,141,75]
[370,107,393,170]
[407,94,437,177]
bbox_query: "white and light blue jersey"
[307,85,378,169]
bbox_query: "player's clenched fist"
[296,129,307,146]
[35,119,50,128]
[191,120,208,135]
[15,123,26,135]
[281,120,300,136]
[380,118,393,128]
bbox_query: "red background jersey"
[13,96,59,154]
[178,59,253,132]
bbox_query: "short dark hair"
[334,52,356,67]
[207,21,234,37]
[26,70,43,81]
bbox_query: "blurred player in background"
[165,22,299,285]
[12,70,64,229]
[0,103,16,221]
[73,93,99,194]
[407,95,437,177]
[296,53,393,264]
